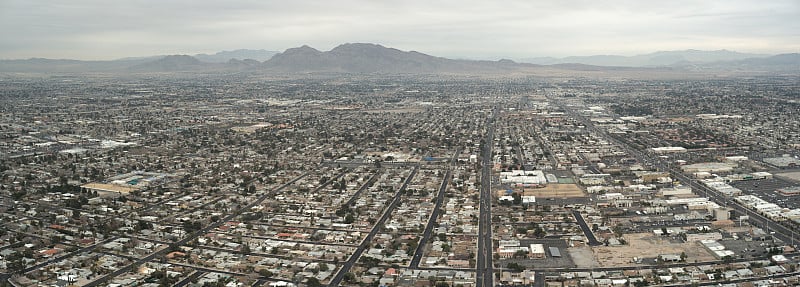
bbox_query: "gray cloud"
[0,0,797,60]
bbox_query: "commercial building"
[499,170,547,186]
[529,244,546,259]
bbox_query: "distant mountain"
[0,45,793,75]
[0,57,154,73]
[128,55,211,72]
[519,49,768,67]
[687,53,800,73]
[194,49,278,63]
[263,43,521,73]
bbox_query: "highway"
[476,109,496,287]
[328,166,419,287]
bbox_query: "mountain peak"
[194,49,278,63]
[160,55,202,63]
[332,43,386,50]
[128,54,206,72]
[295,45,321,52]
[264,43,493,73]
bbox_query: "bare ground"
[520,184,586,198]
[568,246,601,268]
[592,232,716,267]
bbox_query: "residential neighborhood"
[1,74,799,287]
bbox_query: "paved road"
[552,98,800,249]
[477,109,496,287]
[534,271,545,287]
[571,210,603,246]
[172,270,203,287]
[410,169,453,268]
[321,160,418,169]
[551,97,800,276]
[313,169,349,193]
[344,171,382,207]
[0,236,121,283]
[409,149,459,269]
[80,173,308,287]
[328,167,418,287]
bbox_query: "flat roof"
[81,182,137,194]
[549,247,561,257]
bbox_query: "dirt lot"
[592,232,716,267]
[519,184,586,198]
[568,246,601,268]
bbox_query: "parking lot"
[720,237,781,260]
[732,178,800,209]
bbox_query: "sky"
[1,0,798,60]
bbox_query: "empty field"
[592,233,716,267]
[520,184,586,198]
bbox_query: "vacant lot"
[520,184,586,198]
[569,246,601,268]
[592,233,716,267]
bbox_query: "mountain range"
[0,43,797,74]
[518,49,769,67]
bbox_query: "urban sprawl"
[1,74,800,287]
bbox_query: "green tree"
[506,262,524,272]
[306,277,322,287]
[343,272,356,283]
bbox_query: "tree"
[506,262,524,272]
[533,226,546,238]
[306,277,322,287]
[343,272,356,283]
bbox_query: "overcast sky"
[1,0,798,60]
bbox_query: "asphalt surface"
[410,169,453,268]
[571,210,603,246]
[172,270,204,287]
[553,97,800,258]
[477,109,496,287]
[327,166,419,287]
[80,173,308,287]
[344,171,382,207]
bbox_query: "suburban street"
[82,173,309,287]
[410,169,453,268]
[328,167,419,287]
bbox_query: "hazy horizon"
[1,0,798,60]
